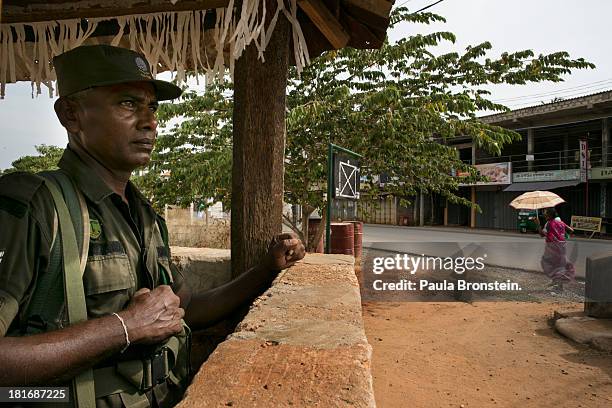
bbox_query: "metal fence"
[475,146,611,172]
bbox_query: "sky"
[1,0,611,169]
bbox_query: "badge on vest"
[90,219,102,240]
[0,249,4,265]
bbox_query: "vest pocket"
[157,256,174,286]
[84,253,134,295]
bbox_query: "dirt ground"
[362,301,612,408]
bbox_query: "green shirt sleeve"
[0,175,53,336]
[170,260,185,294]
[154,214,185,293]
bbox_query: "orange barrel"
[308,218,324,253]
[348,221,363,259]
[330,222,355,255]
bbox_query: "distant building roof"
[479,89,612,129]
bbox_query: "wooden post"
[601,119,608,231]
[231,7,290,277]
[601,184,606,217]
[419,190,425,226]
[394,196,398,225]
[563,134,569,168]
[527,128,535,172]
[444,199,448,226]
[471,141,477,228]
[470,187,476,228]
[603,118,609,168]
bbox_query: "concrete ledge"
[171,247,231,293]
[585,252,612,317]
[554,312,612,352]
[177,253,376,408]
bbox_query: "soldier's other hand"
[119,285,184,345]
[264,232,306,271]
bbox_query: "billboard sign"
[579,140,589,183]
[570,215,602,234]
[333,154,360,199]
[513,169,579,183]
[474,162,512,185]
[591,167,612,180]
[458,162,512,185]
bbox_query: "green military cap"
[52,44,182,101]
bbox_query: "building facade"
[447,90,612,233]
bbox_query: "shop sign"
[570,215,602,234]
[459,162,512,186]
[579,140,589,183]
[590,167,612,180]
[513,169,579,183]
[475,162,512,185]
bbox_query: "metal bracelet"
[112,313,130,353]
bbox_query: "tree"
[134,82,233,213]
[283,8,592,247]
[2,145,64,175]
[137,7,594,248]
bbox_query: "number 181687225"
[0,387,69,402]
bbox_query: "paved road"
[363,224,612,278]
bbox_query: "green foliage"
[285,7,593,209]
[132,82,233,212]
[2,145,64,175]
[136,6,594,214]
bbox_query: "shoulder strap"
[25,172,89,333]
[155,215,171,285]
[156,214,170,249]
[43,176,96,408]
[40,170,90,272]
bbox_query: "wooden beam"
[344,11,385,49]
[298,0,349,49]
[343,0,392,19]
[232,1,289,277]
[2,0,229,24]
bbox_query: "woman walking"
[535,208,575,293]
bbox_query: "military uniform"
[0,44,190,407]
[0,148,188,407]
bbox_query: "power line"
[412,0,446,14]
[495,82,612,102]
[501,89,612,110]
[396,0,446,13]
[395,0,417,9]
[499,85,612,109]
[492,78,612,103]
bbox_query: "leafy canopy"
[2,145,64,175]
[132,7,593,218]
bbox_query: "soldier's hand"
[263,232,306,271]
[119,285,184,345]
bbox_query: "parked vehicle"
[518,209,541,233]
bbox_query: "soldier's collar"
[126,181,155,210]
[58,148,115,204]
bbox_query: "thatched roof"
[0,0,393,97]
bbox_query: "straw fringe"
[0,0,310,98]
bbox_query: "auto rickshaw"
[517,209,540,233]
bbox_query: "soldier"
[0,45,305,407]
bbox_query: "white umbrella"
[509,190,565,210]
